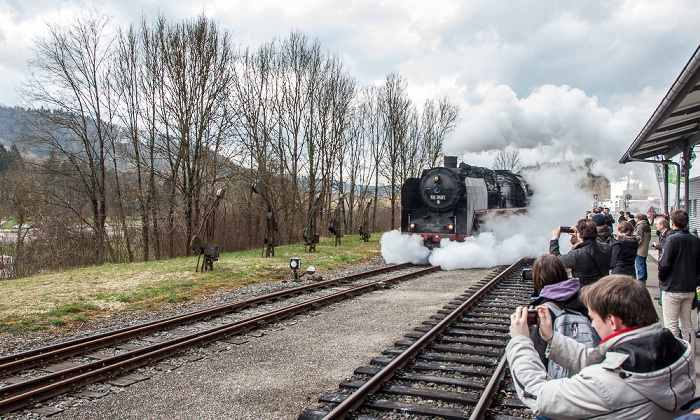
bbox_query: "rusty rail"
[0,263,412,377]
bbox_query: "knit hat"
[591,213,606,226]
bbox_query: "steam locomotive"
[400,156,533,247]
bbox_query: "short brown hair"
[532,254,568,292]
[671,210,689,230]
[580,275,658,326]
[576,218,598,240]
[618,221,634,235]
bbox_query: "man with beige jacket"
[634,213,652,282]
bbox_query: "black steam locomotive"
[400,156,533,247]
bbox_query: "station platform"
[644,255,700,382]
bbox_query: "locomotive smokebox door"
[419,168,463,212]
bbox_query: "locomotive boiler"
[400,156,533,247]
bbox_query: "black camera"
[521,268,533,281]
[560,226,572,233]
[527,308,539,325]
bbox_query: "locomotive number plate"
[430,195,446,200]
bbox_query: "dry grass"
[0,234,382,332]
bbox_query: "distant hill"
[0,105,77,159]
[0,105,28,150]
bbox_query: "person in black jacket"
[610,221,639,277]
[658,210,700,346]
[550,218,612,286]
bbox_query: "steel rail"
[0,265,439,415]
[469,353,509,420]
[0,262,412,376]
[321,258,525,420]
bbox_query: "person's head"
[576,218,598,240]
[619,211,625,216]
[580,275,658,333]
[618,221,634,235]
[603,207,610,214]
[591,213,606,227]
[656,217,669,230]
[532,254,568,292]
[670,210,689,230]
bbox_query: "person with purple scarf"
[528,254,599,372]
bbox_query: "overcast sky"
[1,0,699,196]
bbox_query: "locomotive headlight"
[447,223,454,231]
[409,222,416,231]
[433,175,439,182]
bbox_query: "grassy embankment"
[0,234,383,333]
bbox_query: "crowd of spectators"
[506,207,700,419]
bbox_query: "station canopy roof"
[620,44,700,164]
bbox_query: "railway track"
[300,258,535,420]
[0,262,439,415]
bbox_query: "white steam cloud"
[446,84,655,185]
[381,165,592,269]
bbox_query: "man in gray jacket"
[507,275,695,419]
[550,218,612,286]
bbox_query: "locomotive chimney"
[443,156,458,168]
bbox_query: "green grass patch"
[48,303,98,317]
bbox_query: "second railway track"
[0,262,438,415]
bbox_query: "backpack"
[543,302,601,379]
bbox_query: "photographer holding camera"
[550,218,612,286]
[526,254,596,379]
[507,275,695,419]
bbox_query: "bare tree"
[493,148,523,172]
[422,97,459,168]
[139,16,168,260]
[113,22,149,261]
[313,54,356,223]
[21,7,117,263]
[380,73,413,230]
[0,157,35,272]
[359,87,384,231]
[159,15,235,255]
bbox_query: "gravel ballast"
[6,265,493,419]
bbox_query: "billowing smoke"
[445,84,656,185]
[381,165,592,269]
[380,230,431,265]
